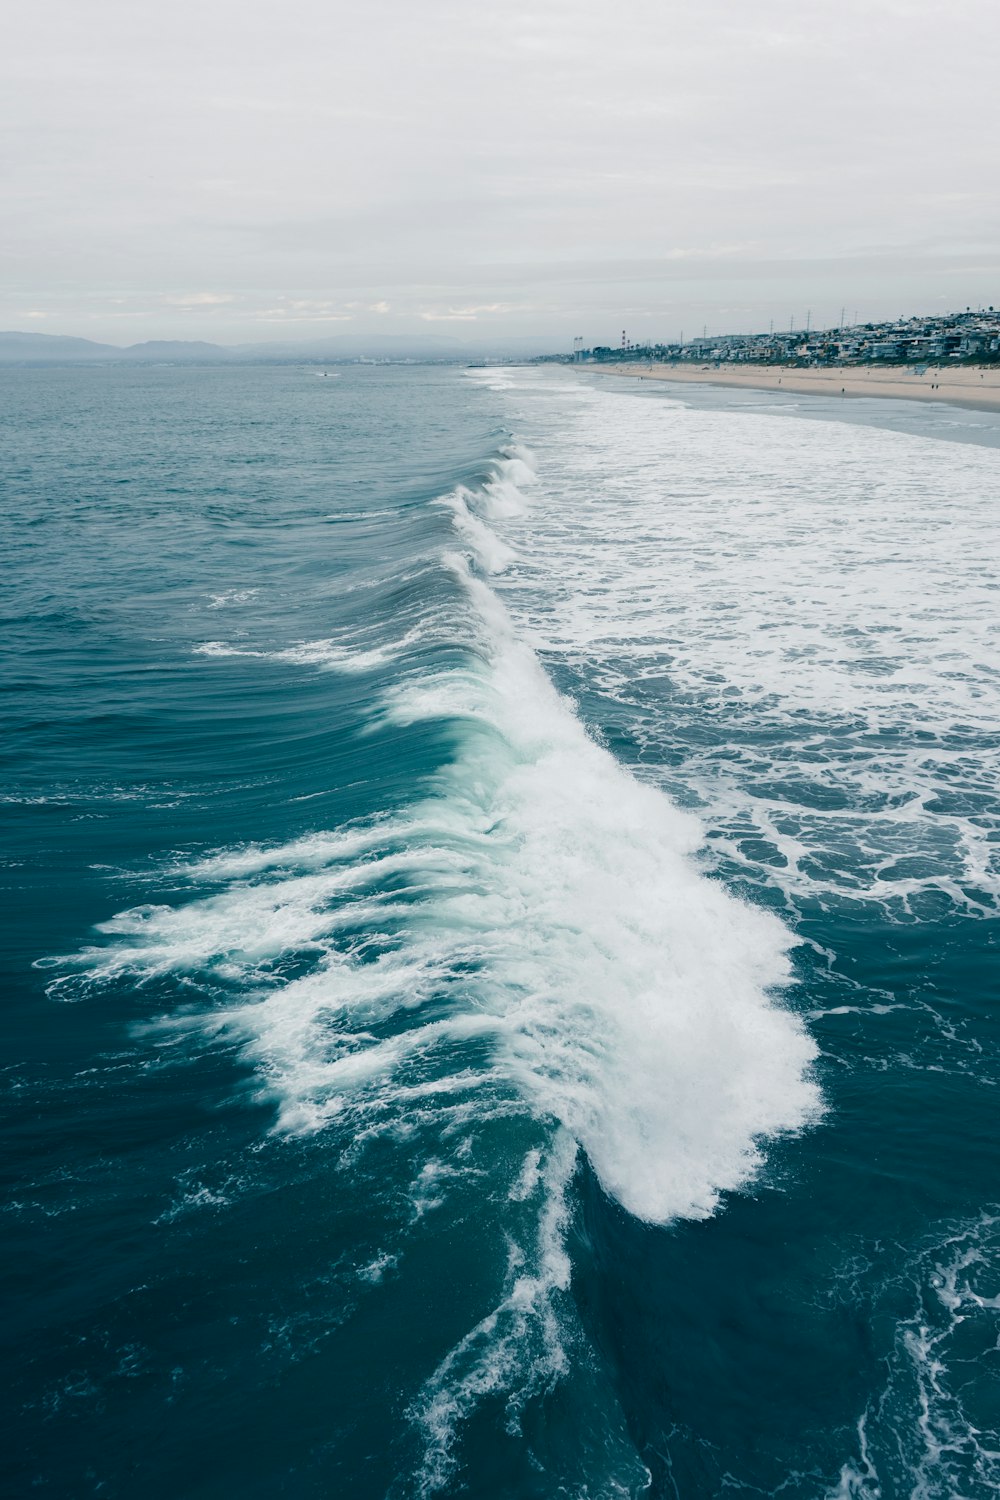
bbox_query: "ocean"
[2,361,999,1498]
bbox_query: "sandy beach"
[590,361,1000,413]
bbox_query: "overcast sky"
[3,0,999,345]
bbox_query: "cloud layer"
[3,0,999,343]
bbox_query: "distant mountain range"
[0,330,557,364]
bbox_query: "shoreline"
[585,361,1000,414]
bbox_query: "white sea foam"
[410,1132,577,1495]
[825,1418,880,1499]
[829,1212,1000,1500]
[432,444,539,576]
[436,488,516,574]
[481,444,537,520]
[473,369,1000,921]
[206,588,259,609]
[387,561,819,1222]
[194,623,426,674]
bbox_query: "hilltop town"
[563,307,1000,368]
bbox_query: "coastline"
[586,361,1000,414]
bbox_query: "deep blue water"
[2,362,999,1498]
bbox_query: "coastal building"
[548,307,1000,371]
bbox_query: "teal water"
[2,363,999,1497]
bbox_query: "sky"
[3,0,999,347]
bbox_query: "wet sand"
[590,362,1000,413]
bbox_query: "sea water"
[2,362,998,1497]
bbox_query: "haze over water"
[3,363,999,1497]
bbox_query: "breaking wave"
[45,442,819,1227]
[40,435,821,1488]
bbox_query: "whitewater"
[4,362,999,1498]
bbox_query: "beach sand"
[590,361,1000,413]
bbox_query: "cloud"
[418,303,520,322]
[251,300,354,323]
[164,292,236,307]
[3,0,998,341]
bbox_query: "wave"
[42,437,822,1487]
[46,441,819,1226]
